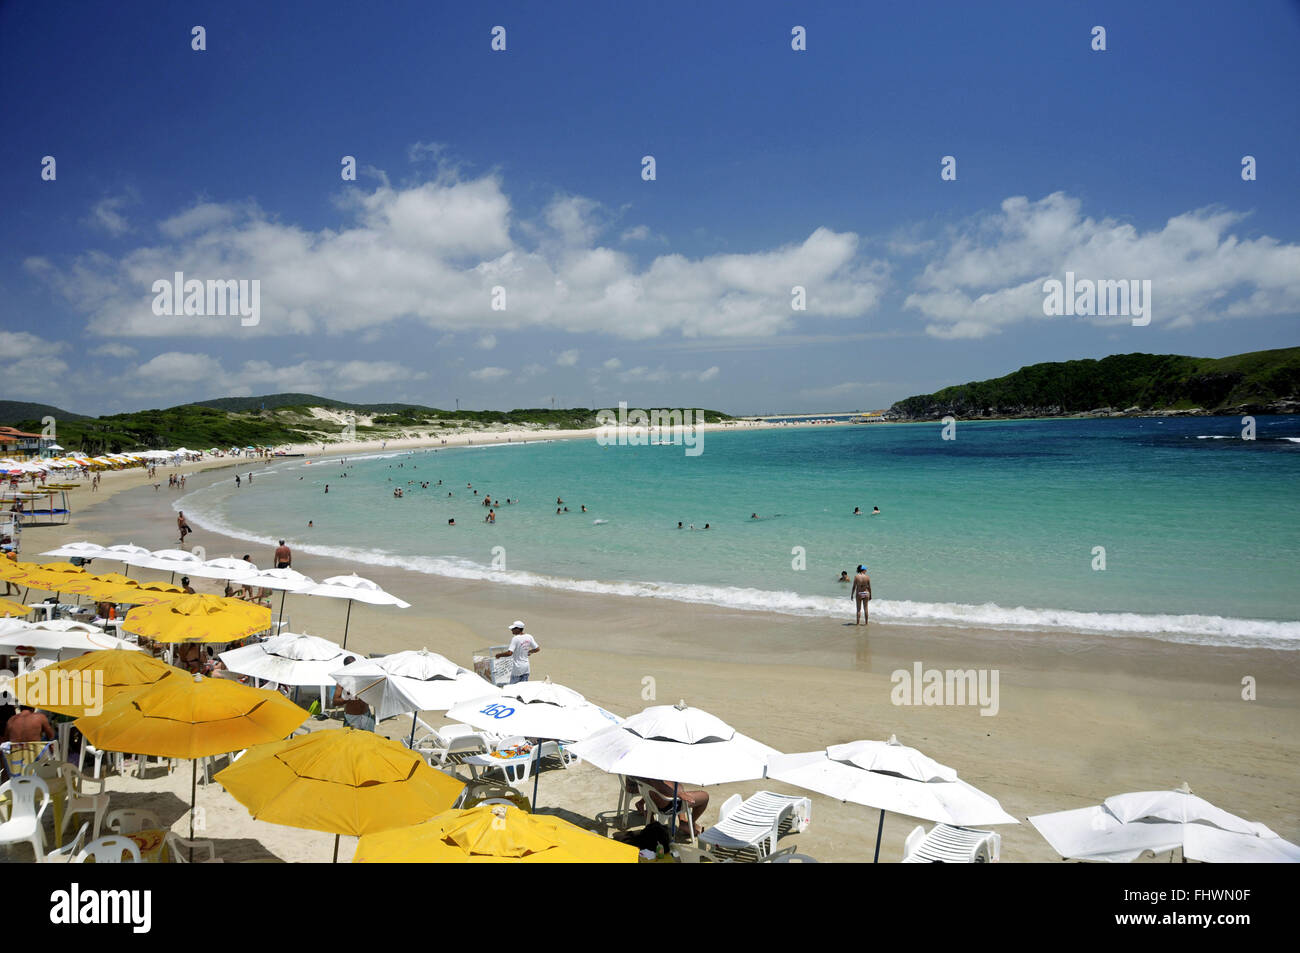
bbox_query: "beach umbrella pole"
[872,809,885,863]
[531,739,543,810]
[333,834,339,863]
[278,590,287,633]
[341,600,353,649]
[190,760,197,862]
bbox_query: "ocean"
[177,416,1300,650]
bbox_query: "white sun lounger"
[902,823,1001,863]
[698,790,812,861]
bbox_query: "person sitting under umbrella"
[627,776,710,837]
[331,656,375,731]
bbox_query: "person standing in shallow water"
[852,565,872,625]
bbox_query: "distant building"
[0,426,54,460]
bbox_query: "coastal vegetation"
[886,347,1300,421]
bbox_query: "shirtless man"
[851,565,872,625]
[177,511,192,543]
[4,706,54,743]
[273,540,291,569]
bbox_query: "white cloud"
[31,170,887,342]
[0,330,60,360]
[477,334,497,350]
[696,366,720,382]
[905,192,1300,338]
[90,342,139,358]
[602,358,622,370]
[85,195,134,236]
[124,353,424,396]
[555,349,579,366]
[469,366,511,382]
[620,225,650,242]
[0,333,70,403]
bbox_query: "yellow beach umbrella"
[8,564,89,595]
[13,649,183,716]
[0,598,30,618]
[76,673,306,842]
[97,585,187,607]
[86,572,139,588]
[122,594,271,643]
[353,804,638,863]
[215,728,464,861]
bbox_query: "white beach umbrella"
[330,648,495,724]
[1028,784,1300,863]
[39,541,108,560]
[447,679,623,744]
[299,573,410,649]
[0,620,142,659]
[568,701,778,788]
[446,679,623,808]
[219,632,349,687]
[186,557,260,582]
[768,736,1018,861]
[99,544,154,568]
[245,567,316,631]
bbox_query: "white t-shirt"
[507,633,538,675]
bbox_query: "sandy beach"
[4,439,1296,865]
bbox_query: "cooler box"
[473,645,512,687]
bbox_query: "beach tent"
[1028,784,1300,863]
[768,735,1019,862]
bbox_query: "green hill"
[2,394,733,455]
[886,347,1300,420]
[0,401,92,424]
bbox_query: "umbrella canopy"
[0,598,30,618]
[1028,785,1300,863]
[99,544,155,567]
[77,671,307,843]
[0,621,143,657]
[221,633,351,687]
[353,804,637,864]
[122,594,272,643]
[299,573,409,648]
[10,563,89,592]
[39,542,108,560]
[446,679,623,743]
[186,557,260,581]
[75,672,306,759]
[567,701,778,787]
[767,737,1019,829]
[214,728,464,856]
[140,549,204,573]
[12,649,182,715]
[247,568,316,592]
[330,649,496,722]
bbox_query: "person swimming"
[839,570,850,583]
[872,506,880,514]
[853,507,861,515]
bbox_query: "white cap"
[509,620,526,630]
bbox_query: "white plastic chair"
[44,821,90,862]
[698,790,812,861]
[421,724,497,766]
[73,835,141,863]
[133,753,174,779]
[58,763,110,843]
[165,832,222,863]
[77,737,123,779]
[902,823,1001,863]
[105,808,161,835]
[631,778,700,847]
[0,776,51,861]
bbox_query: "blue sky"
[2,0,1298,416]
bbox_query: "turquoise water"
[179,416,1300,649]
